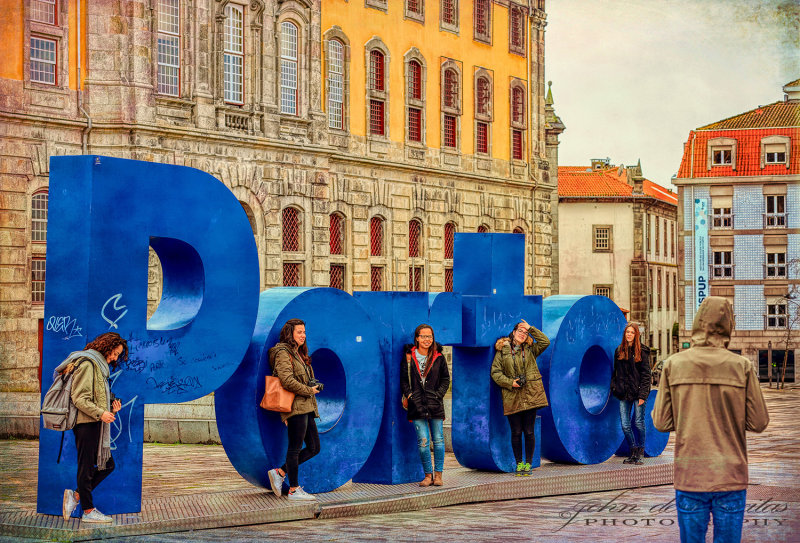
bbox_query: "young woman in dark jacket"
[610,322,651,465]
[400,324,450,487]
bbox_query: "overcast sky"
[545,0,800,188]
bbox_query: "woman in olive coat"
[491,320,550,476]
[266,319,321,501]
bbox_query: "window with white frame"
[766,304,787,329]
[712,207,732,229]
[280,21,299,115]
[765,144,787,165]
[765,195,786,228]
[766,252,787,278]
[327,39,344,129]
[32,257,46,303]
[157,0,180,96]
[712,250,732,278]
[711,146,732,166]
[31,0,57,25]
[31,192,48,242]
[30,36,57,85]
[223,4,244,105]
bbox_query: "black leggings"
[281,412,321,488]
[507,409,537,464]
[73,421,115,511]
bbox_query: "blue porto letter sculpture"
[37,156,260,515]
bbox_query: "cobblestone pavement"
[1,387,797,542]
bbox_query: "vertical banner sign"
[694,198,709,311]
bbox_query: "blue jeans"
[676,490,746,543]
[412,419,445,474]
[619,399,646,449]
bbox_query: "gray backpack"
[41,358,93,462]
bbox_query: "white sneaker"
[62,489,78,520]
[268,468,285,497]
[82,509,112,523]
[286,487,316,501]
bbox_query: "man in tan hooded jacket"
[652,296,769,543]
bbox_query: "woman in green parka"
[491,319,550,476]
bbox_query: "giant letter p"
[37,156,259,515]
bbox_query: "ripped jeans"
[412,419,445,474]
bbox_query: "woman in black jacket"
[610,322,651,465]
[400,324,450,487]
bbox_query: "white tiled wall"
[734,284,765,330]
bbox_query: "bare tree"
[775,258,800,390]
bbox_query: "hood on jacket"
[404,343,444,357]
[268,342,303,368]
[494,335,534,351]
[691,296,733,348]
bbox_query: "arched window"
[282,207,300,252]
[280,21,299,115]
[474,0,491,41]
[408,60,422,100]
[370,216,384,256]
[31,191,48,242]
[329,213,344,255]
[512,86,525,124]
[443,69,458,109]
[409,219,422,258]
[223,4,244,105]
[370,50,385,91]
[477,224,489,233]
[476,76,491,117]
[444,222,455,259]
[513,226,524,234]
[327,39,344,129]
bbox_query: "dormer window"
[707,137,737,170]
[761,135,791,169]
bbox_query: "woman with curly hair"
[59,332,128,523]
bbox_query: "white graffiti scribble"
[102,294,128,329]
[46,315,83,340]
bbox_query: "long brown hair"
[413,323,438,361]
[618,323,642,362]
[279,318,310,364]
[84,332,129,368]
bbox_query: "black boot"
[623,448,635,464]
[632,446,644,465]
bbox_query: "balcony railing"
[764,212,787,229]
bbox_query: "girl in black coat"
[400,324,450,487]
[610,322,651,465]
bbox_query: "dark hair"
[84,332,129,368]
[508,321,528,345]
[413,323,438,360]
[279,318,310,364]
[618,323,642,363]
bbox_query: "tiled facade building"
[674,80,800,383]
[558,159,679,362]
[0,0,560,438]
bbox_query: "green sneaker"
[523,462,532,476]
[515,462,525,476]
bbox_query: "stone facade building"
[557,159,679,363]
[673,80,800,383]
[0,0,561,439]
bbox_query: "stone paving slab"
[0,455,673,542]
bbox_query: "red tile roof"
[697,100,800,130]
[558,166,632,197]
[644,179,678,205]
[676,127,800,179]
[558,166,677,205]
